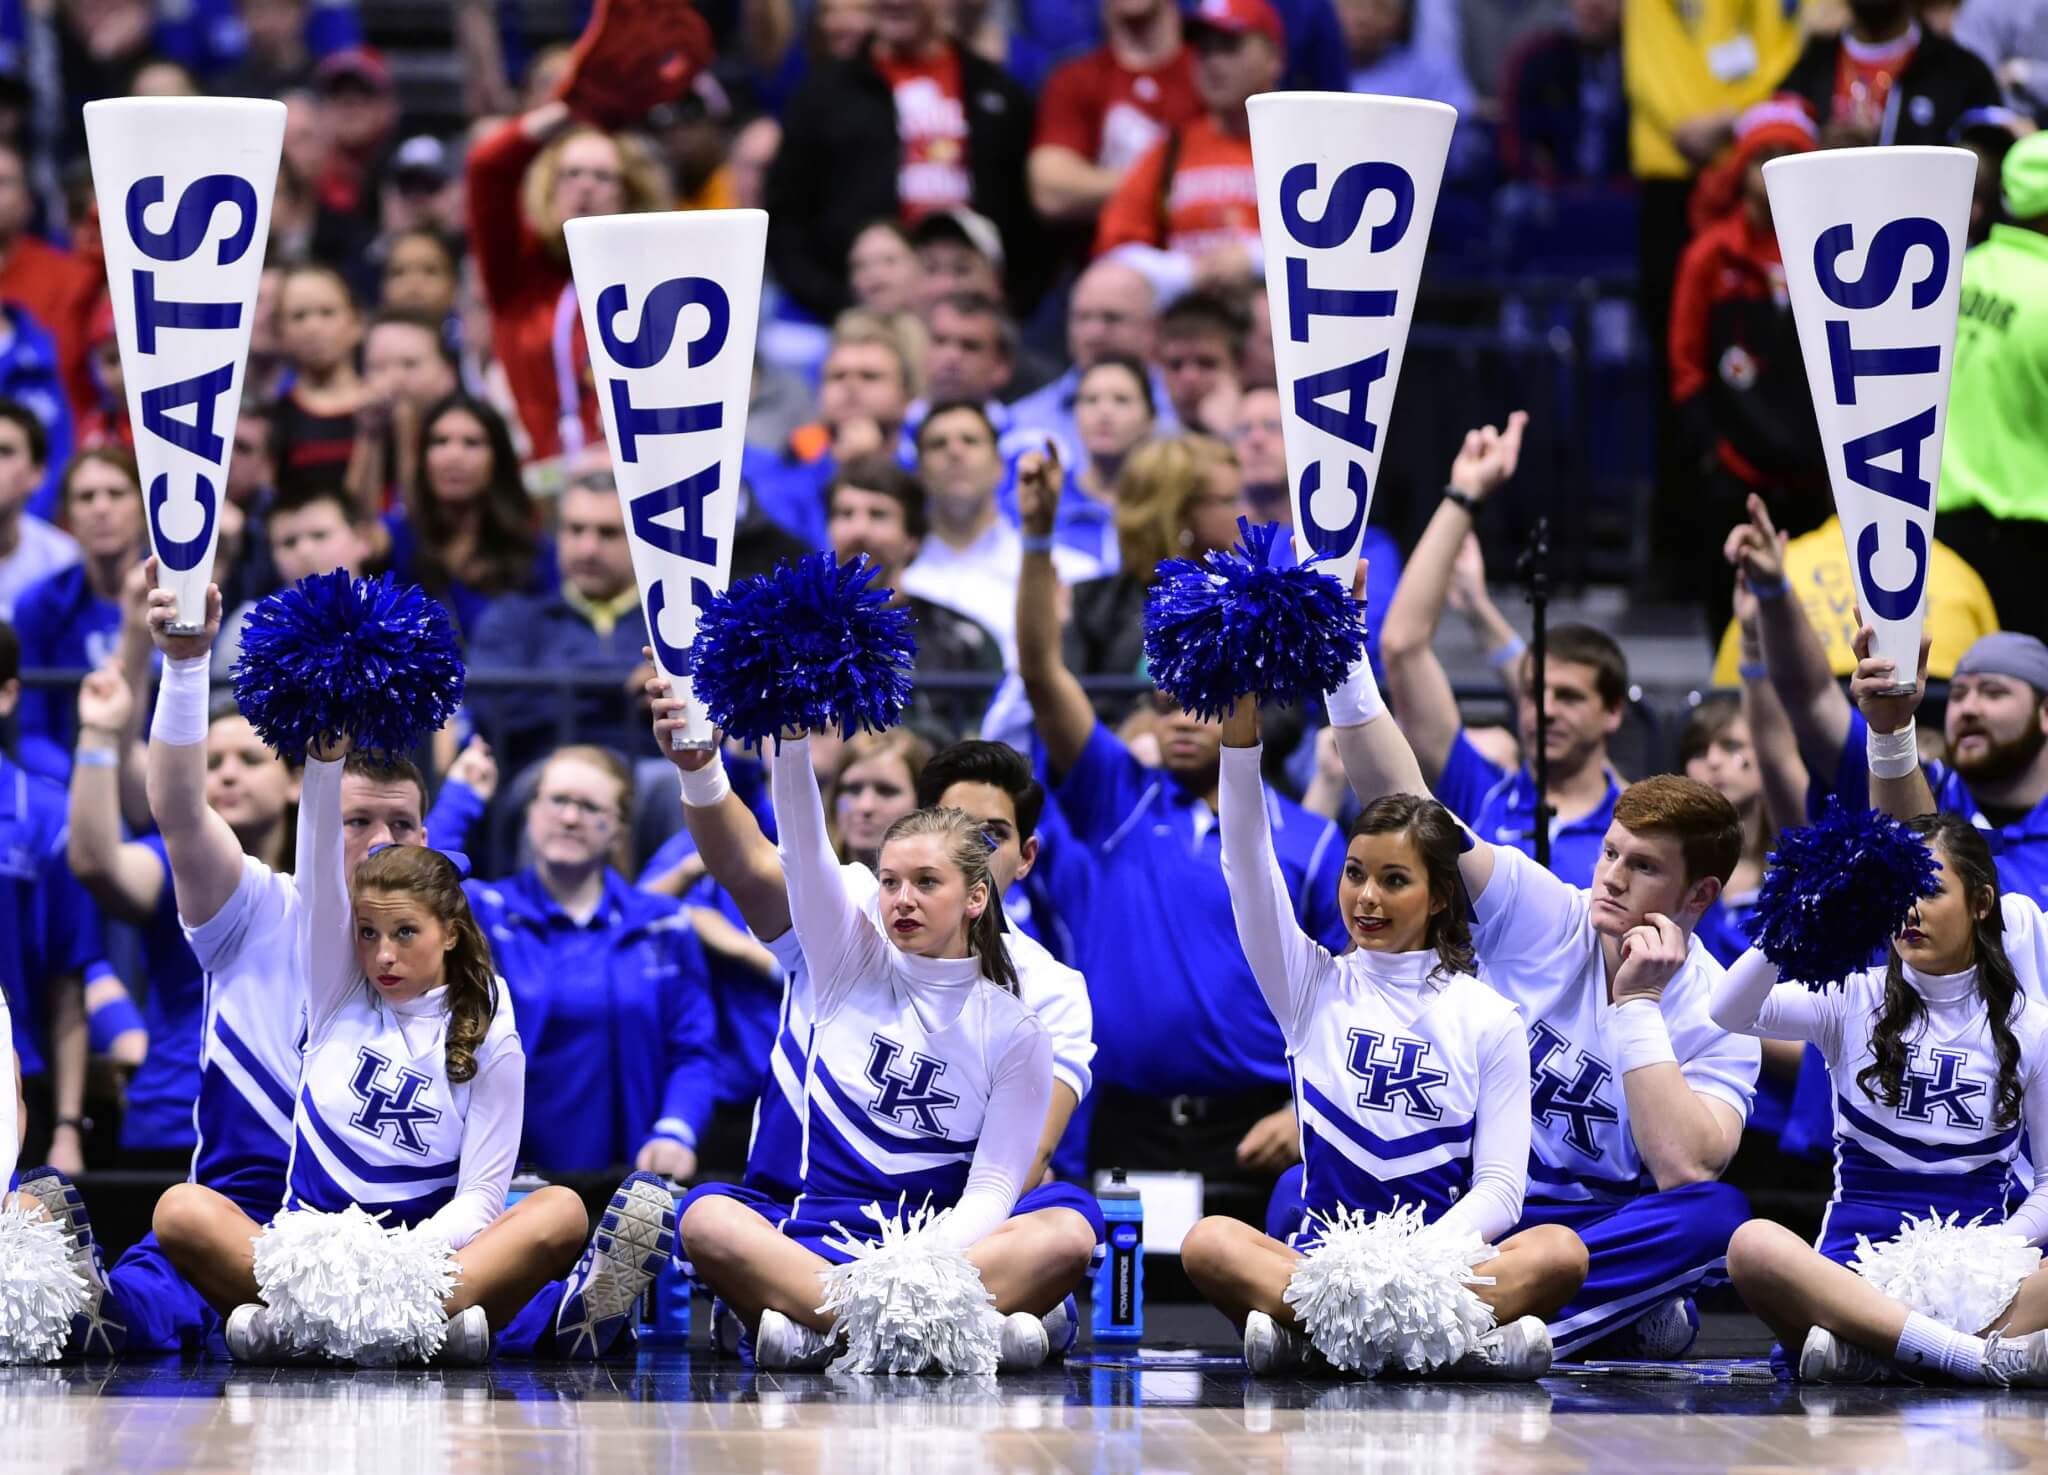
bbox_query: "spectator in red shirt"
[1030,0,1202,226]
[0,141,97,421]
[310,48,401,219]
[466,101,671,461]
[1093,0,1282,305]
[270,264,368,501]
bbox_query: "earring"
[1178,527,1195,548]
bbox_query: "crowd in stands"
[4,0,2048,1246]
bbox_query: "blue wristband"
[74,747,119,768]
[1749,575,1790,601]
[1020,533,1056,554]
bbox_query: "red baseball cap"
[1185,0,1286,52]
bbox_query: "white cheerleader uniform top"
[771,735,1053,1250]
[1714,904,2048,1243]
[1220,745,1530,1240]
[284,758,524,1247]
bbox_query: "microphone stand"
[1518,517,1554,870]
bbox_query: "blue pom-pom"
[1140,520,1367,722]
[1744,798,1941,988]
[683,553,917,744]
[231,571,465,758]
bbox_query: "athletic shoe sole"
[16,1169,125,1358]
[554,1172,677,1360]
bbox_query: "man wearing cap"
[1093,0,1282,304]
[311,47,401,219]
[381,135,463,240]
[767,0,1044,323]
[1937,129,2048,642]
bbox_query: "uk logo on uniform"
[348,1047,444,1155]
[865,1035,961,1136]
[1528,1022,1619,1157]
[1346,1029,1447,1120]
[1897,1045,1986,1129]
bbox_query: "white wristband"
[1325,654,1385,727]
[148,655,211,747]
[1609,997,1678,1074]
[1867,724,1919,781]
[676,752,731,808]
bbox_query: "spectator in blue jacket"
[0,302,72,522]
[11,447,145,782]
[466,744,718,1178]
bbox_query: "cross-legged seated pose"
[1329,648,1761,1360]
[1181,698,1586,1379]
[676,721,1060,1373]
[153,736,590,1364]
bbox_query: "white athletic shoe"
[224,1304,295,1365]
[1041,1295,1079,1360]
[1980,1329,2048,1387]
[1623,1296,1700,1360]
[434,1305,491,1366]
[553,1171,679,1360]
[17,1168,125,1358]
[1243,1310,1330,1376]
[1448,1316,1553,1381]
[997,1311,1050,1373]
[1796,1326,1886,1384]
[755,1309,837,1370]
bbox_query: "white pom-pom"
[0,1208,88,1364]
[1849,1211,2040,1333]
[817,1201,1001,1375]
[252,1205,459,1364]
[1283,1204,1499,1375]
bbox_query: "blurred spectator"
[270,263,367,500]
[348,307,461,515]
[756,311,919,547]
[466,471,650,778]
[951,0,1057,86]
[466,746,717,1177]
[0,139,95,420]
[1779,0,2000,146]
[915,290,1015,418]
[646,80,741,213]
[0,297,70,521]
[216,482,371,685]
[0,616,97,1177]
[1152,288,1247,433]
[366,393,555,642]
[1937,128,2048,639]
[214,0,320,95]
[1009,353,1158,575]
[310,47,401,219]
[1955,0,2048,118]
[826,454,1005,738]
[827,728,934,864]
[1062,433,1248,706]
[74,295,127,456]
[126,56,200,96]
[908,206,1006,315]
[1669,100,1827,635]
[1005,257,1175,466]
[54,0,155,151]
[766,0,1043,322]
[848,219,926,314]
[1338,0,1482,173]
[379,135,465,245]
[11,447,144,782]
[1953,105,2033,244]
[466,101,671,460]
[0,400,74,621]
[245,265,292,408]
[1711,509,1998,683]
[1028,0,1201,226]
[1501,0,1628,183]
[379,227,462,324]
[1094,0,1280,303]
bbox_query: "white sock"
[1894,1312,1988,1382]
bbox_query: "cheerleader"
[152,735,599,1363]
[675,720,1058,1373]
[1182,698,1586,1378]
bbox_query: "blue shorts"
[681,1179,1107,1261]
[107,1231,218,1355]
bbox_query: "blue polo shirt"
[1832,710,2048,905]
[119,834,205,1154]
[467,867,717,1174]
[1436,730,1622,889]
[1050,723,1348,1097]
[0,755,103,1077]
[11,563,122,782]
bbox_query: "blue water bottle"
[640,1179,693,1346]
[1092,1169,1144,1343]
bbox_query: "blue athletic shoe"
[17,1168,126,1358]
[553,1172,677,1360]
[1043,1295,1079,1359]
[710,1296,748,1359]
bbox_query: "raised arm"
[1727,495,1853,778]
[69,663,169,924]
[1014,444,1097,777]
[1217,700,1328,1044]
[142,572,247,930]
[1378,413,1527,784]
[1848,623,1938,822]
[649,676,793,941]
[769,731,885,1015]
[297,744,358,1036]
[933,1017,1054,1251]
[1733,572,1811,835]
